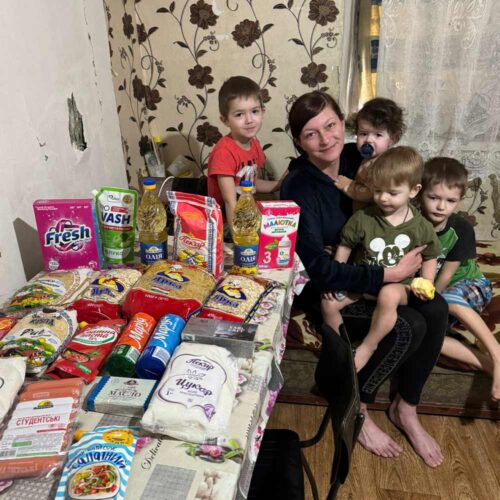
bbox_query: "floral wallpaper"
[104,0,344,185]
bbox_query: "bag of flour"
[141,342,238,443]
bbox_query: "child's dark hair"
[422,157,468,198]
[218,76,262,118]
[354,97,406,143]
[369,146,423,189]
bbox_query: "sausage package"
[167,192,224,277]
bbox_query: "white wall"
[0,0,127,303]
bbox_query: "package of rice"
[141,342,238,443]
[122,260,216,321]
[4,269,92,314]
[71,268,142,323]
[198,274,277,323]
[167,192,224,278]
[0,309,77,375]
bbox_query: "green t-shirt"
[436,213,483,286]
[341,205,441,272]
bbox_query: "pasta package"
[71,268,142,323]
[141,342,238,443]
[167,191,224,278]
[198,274,276,323]
[4,269,92,314]
[122,260,216,321]
[0,309,77,375]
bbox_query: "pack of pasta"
[167,192,224,277]
[198,274,276,323]
[122,260,216,321]
[71,268,142,323]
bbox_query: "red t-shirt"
[207,135,266,208]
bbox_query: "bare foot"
[388,396,444,468]
[357,404,403,458]
[354,343,377,372]
[492,360,500,401]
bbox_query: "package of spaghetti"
[55,428,137,500]
[71,268,142,323]
[0,378,84,481]
[198,274,278,323]
[0,309,77,375]
[4,269,92,314]
[167,191,224,278]
[122,260,216,321]
[46,319,126,383]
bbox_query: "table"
[1,251,307,500]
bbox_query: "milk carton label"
[257,201,300,270]
[34,199,103,271]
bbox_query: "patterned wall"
[104,0,345,188]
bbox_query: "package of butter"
[33,199,103,272]
[182,317,257,358]
[86,376,158,417]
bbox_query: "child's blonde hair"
[369,146,423,189]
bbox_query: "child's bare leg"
[449,303,500,401]
[441,336,494,373]
[321,295,358,334]
[356,284,409,372]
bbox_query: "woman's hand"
[384,246,426,283]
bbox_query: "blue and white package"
[135,314,185,379]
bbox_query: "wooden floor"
[268,403,500,499]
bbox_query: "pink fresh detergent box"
[257,201,300,270]
[33,199,104,271]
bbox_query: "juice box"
[257,201,300,270]
[33,199,103,271]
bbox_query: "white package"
[0,357,26,423]
[141,342,238,443]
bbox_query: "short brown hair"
[369,146,423,189]
[218,76,262,118]
[353,97,406,143]
[422,157,468,198]
[288,91,345,154]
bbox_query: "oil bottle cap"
[143,177,157,190]
[240,180,253,192]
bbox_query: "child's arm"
[334,162,372,202]
[420,258,437,283]
[255,169,288,194]
[217,175,237,234]
[334,244,353,264]
[435,261,461,293]
[411,258,438,301]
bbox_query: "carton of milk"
[33,199,104,271]
[257,201,300,270]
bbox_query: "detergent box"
[257,201,300,270]
[33,199,104,271]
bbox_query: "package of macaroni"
[197,274,278,323]
[70,268,142,323]
[167,191,224,278]
[46,319,126,383]
[0,377,84,480]
[4,268,92,315]
[122,259,216,321]
[55,427,137,500]
[0,309,78,376]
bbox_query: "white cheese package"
[0,358,26,423]
[141,342,238,443]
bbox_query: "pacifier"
[360,143,374,159]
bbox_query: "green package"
[95,187,138,264]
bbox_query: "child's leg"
[448,303,500,401]
[321,294,358,334]
[441,336,493,373]
[356,284,409,372]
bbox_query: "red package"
[167,192,224,277]
[0,315,17,340]
[46,319,126,383]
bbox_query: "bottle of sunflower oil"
[138,178,167,265]
[232,180,260,275]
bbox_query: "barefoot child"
[322,146,441,371]
[420,157,499,400]
[334,97,406,209]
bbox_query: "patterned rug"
[279,240,500,419]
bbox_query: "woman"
[281,91,447,468]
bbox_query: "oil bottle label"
[234,244,258,268]
[140,241,167,264]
